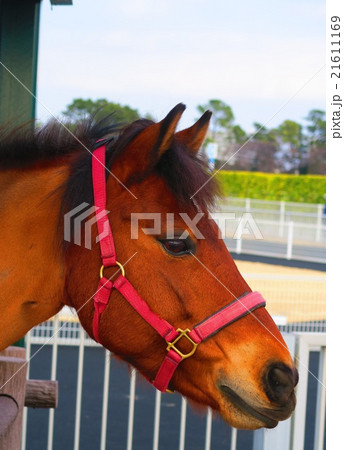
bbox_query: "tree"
[304,109,326,174]
[232,124,247,144]
[62,98,140,124]
[276,120,304,173]
[228,140,277,172]
[221,123,279,172]
[252,122,277,143]
[278,120,303,148]
[305,109,326,146]
[229,122,278,172]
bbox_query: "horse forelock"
[60,117,220,221]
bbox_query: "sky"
[36,0,326,133]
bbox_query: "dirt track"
[235,260,324,276]
[58,260,326,325]
[234,260,326,324]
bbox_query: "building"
[0,0,72,126]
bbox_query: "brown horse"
[0,104,297,429]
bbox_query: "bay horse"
[0,104,297,430]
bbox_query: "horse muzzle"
[218,362,298,429]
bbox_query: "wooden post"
[0,396,18,436]
[0,347,27,450]
[0,346,58,449]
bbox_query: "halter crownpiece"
[91,142,266,393]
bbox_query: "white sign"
[205,142,218,160]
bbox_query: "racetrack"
[234,259,326,324]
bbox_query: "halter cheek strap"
[91,143,266,393]
[92,141,117,267]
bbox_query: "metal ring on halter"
[99,261,125,279]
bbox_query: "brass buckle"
[166,328,199,360]
[99,261,125,279]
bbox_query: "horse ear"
[112,103,186,181]
[175,110,212,154]
[154,103,187,156]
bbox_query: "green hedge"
[216,171,326,203]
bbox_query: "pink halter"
[91,143,266,393]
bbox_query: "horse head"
[63,104,298,429]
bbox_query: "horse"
[0,104,298,430]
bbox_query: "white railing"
[212,214,326,245]
[212,213,325,263]
[215,198,326,261]
[21,317,325,450]
[290,333,326,450]
[219,197,325,226]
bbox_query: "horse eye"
[159,238,193,256]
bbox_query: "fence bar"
[100,350,111,450]
[235,220,242,254]
[286,221,294,260]
[179,397,187,450]
[126,369,137,450]
[21,331,32,450]
[291,333,326,450]
[313,347,326,450]
[47,317,59,450]
[253,334,296,450]
[73,329,85,450]
[152,390,161,450]
[230,428,237,450]
[279,201,285,236]
[316,204,323,242]
[204,409,212,450]
[235,236,242,254]
[290,335,310,450]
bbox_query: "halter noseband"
[91,142,266,393]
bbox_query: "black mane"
[0,116,219,215]
[0,117,120,170]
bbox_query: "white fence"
[21,320,325,450]
[214,198,326,263]
[212,215,325,263]
[21,262,325,450]
[214,215,326,246]
[219,198,325,227]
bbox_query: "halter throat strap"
[91,143,266,393]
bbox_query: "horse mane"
[0,117,120,170]
[0,116,219,214]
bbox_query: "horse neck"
[0,163,69,350]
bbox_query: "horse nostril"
[265,363,297,404]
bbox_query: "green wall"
[0,0,41,125]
